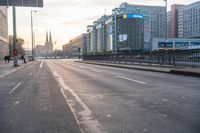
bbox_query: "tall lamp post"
[31,10,37,61]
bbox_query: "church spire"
[46,30,48,43]
[49,30,52,43]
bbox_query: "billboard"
[118,34,128,43]
[0,0,43,7]
[158,42,173,49]
[123,14,144,19]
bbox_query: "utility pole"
[31,10,37,61]
[12,6,18,66]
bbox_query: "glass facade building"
[119,3,166,51]
[115,14,144,53]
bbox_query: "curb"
[170,70,200,77]
[0,61,34,79]
[76,61,200,78]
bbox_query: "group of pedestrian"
[4,54,26,64]
[4,55,11,63]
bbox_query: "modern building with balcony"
[167,4,184,38]
[86,2,166,54]
[0,6,8,60]
[178,1,200,38]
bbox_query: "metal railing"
[83,49,200,67]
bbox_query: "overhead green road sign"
[0,0,43,7]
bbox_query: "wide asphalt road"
[0,59,200,133]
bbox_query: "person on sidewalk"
[4,56,7,63]
[7,55,11,63]
[21,54,26,64]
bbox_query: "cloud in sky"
[8,0,197,50]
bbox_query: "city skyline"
[8,0,197,50]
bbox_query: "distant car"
[189,53,200,59]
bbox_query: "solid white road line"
[116,76,146,85]
[9,81,22,95]
[39,60,44,68]
[46,61,107,133]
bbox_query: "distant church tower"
[45,30,53,52]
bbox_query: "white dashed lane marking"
[116,76,146,85]
[39,60,44,68]
[9,81,22,95]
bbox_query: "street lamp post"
[31,10,37,61]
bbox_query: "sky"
[8,0,197,50]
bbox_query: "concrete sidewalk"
[77,61,200,77]
[0,60,30,79]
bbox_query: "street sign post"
[0,0,43,7]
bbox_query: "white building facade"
[0,6,8,60]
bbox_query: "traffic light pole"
[12,6,18,66]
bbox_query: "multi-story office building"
[87,14,144,54]
[167,4,184,38]
[113,14,144,53]
[86,2,165,54]
[178,1,200,38]
[0,6,8,60]
[87,15,110,55]
[119,3,166,50]
[63,34,87,57]
[170,4,184,38]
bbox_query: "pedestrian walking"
[21,54,26,64]
[7,55,11,63]
[4,56,7,63]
